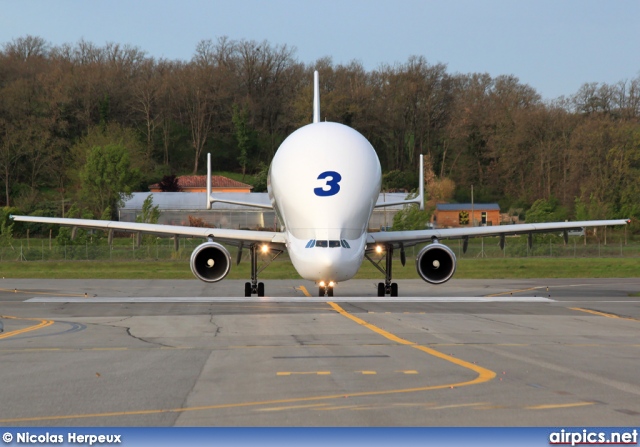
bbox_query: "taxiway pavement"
[1,278,639,426]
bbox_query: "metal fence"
[1,234,638,262]
[446,236,638,259]
[0,238,205,262]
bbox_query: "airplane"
[11,71,630,298]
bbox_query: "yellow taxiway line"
[295,286,312,297]
[0,288,88,298]
[484,287,540,297]
[0,300,496,424]
[0,315,54,340]
[570,307,640,322]
[328,301,496,385]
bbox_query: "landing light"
[329,281,335,287]
[319,281,326,287]
[261,244,269,254]
[375,245,383,254]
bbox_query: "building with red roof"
[149,175,253,193]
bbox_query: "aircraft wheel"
[377,283,385,297]
[327,286,334,297]
[257,282,265,297]
[390,282,398,297]
[318,287,324,297]
[244,282,251,297]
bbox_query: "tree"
[0,120,24,206]
[3,34,640,226]
[0,207,16,249]
[175,62,216,174]
[574,195,609,221]
[382,170,416,191]
[157,174,181,192]
[136,194,160,245]
[79,144,140,218]
[392,204,431,231]
[133,58,162,163]
[252,162,269,192]
[136,194,160,224]
[525,197,567,223]
[69,123,149,178]
[232,104,251,180]
[54,204,97,248]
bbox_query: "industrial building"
[431,203,501,227]
[119,192,414,231]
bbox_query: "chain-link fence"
[1,233,638,262]
[446,236,638,259]
[0,238,205,262]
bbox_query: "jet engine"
[416,243,456,284]
[190,242,231,283]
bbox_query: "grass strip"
[0,257,638,280]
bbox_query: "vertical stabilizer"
[206,153,212,210]
[313,70,320,123]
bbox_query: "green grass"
[0,257,638,280]
[454,257,640,279]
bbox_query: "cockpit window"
[311,239,350,248]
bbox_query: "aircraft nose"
[315,250,360,281]
[291,249,358,282]
[290,237,366,282]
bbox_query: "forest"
[0,35,639,234]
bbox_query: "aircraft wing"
[367,219,630,247]
[10,215,285,246]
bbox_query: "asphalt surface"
[1,277,639,426]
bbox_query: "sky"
[1,0,639,100]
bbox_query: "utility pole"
[470,184,474,227]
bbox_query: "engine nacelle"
[416,243,457,285]
[190,241,231,283]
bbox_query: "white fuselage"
[268,122,381,282]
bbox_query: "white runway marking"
[25,296,556,303]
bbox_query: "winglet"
[205,151,273,210]
[313,70,320,123]
[206,153,212,210]
[373,153,425,209]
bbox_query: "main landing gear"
[244,281,264,297]
[365,243,405,297]
[242,243,283,297]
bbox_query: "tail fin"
[313,70,320,123]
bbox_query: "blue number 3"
[314,171,342,197]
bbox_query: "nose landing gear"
[318,282,335,297]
